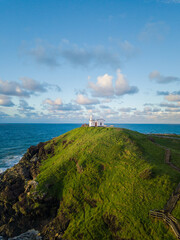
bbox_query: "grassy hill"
[0,127,180,240]
[36,127,180,239]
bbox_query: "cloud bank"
[44,98,81,111]
[0,78,61,98]
[25,41,121,69]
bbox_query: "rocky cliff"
[0,141,61,239]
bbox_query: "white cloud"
[159,102,180,108]
[0,79,29,97]
[0,111,10,119]
[139,22,169,41]
[165,94,180,102]
[115,69,138,96]
[157,91,169,95]
[44,98,63,106]
[0,78,61,98]
[27,41,121,69]
[119,40,138,59]
[0,95,14,107]
[100,105,110,109]
[43,98,81,111]
[17,100,36,117]
[119,107,136,112]
[88,69,139,98]
[19,100,35,111]
[120,40,134,52]
[165,108,180,112]
[76,94,99,105]
[21,77,47,92]
[88,74,114,97]
[29,45,60,67]
[149,71,180,84]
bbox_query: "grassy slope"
[151,134,180,139]
[152,136,180,169]
[36,127,180,240]
[151,136,180,222]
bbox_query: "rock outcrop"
[0,141,59,239]
[8,229,41,240]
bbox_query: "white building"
[96,119,105,127]
[89,115,96,127]
[89,116,105,127]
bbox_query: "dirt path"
[148,134,180,141]
[165,149,180,173]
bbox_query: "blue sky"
[0,0,180,123]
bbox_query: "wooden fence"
[148,140,180,239]
[149,210,180,239]
[164,183,180,213]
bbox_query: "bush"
[139,168,152,179]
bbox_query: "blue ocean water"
[0,123,180,172]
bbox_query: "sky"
[0,0,180,123]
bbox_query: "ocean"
[0,123,180,173]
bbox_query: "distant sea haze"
[0,123,179,173]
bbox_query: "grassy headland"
[0,127,180,240]
[37,127,180,239]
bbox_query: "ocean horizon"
[0,123,180,173]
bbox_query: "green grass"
[150,136,180,222]
[151,136,180,169]
[151,136,180,152]
[36,127,180,239]
[150,134,180,139]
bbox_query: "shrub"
[139,168,152,179]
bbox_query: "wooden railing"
[149,210,180,239]
[148,139,180,239]
[164,183,180,213]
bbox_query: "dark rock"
[81,124,88,127]
[8,229,41,240]
[41,211,70,240]
[27,146,39,156]
[0,140,60,239]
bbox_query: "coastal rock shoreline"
[0,141,60,239]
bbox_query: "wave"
[0,154,23,173]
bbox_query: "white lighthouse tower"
[89,115,95,127]
[89,115,105,127]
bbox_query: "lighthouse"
[89,115,105,127]
[89,115,96,127]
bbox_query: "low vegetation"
[0,127,180,239]
[36,127,180,239]
[149,135,180,224]
[150,135,180,168]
